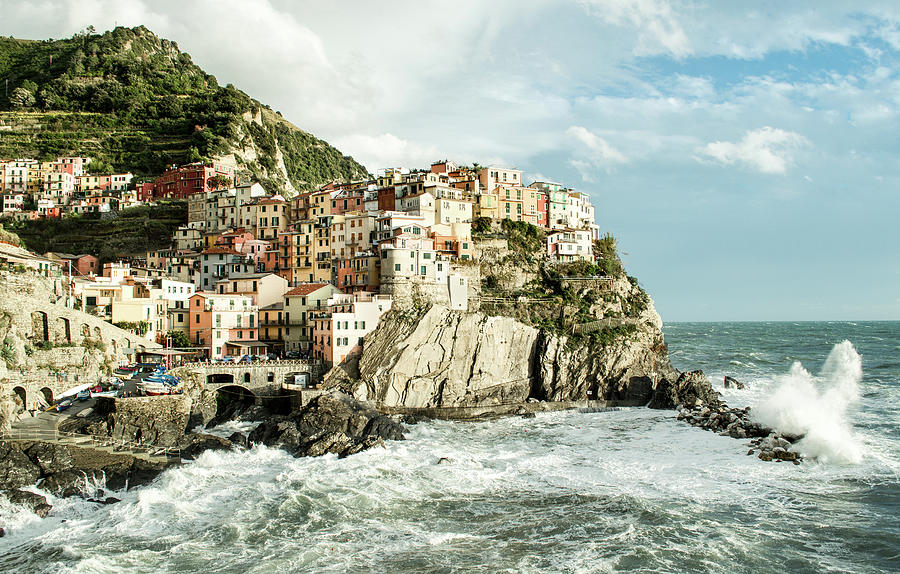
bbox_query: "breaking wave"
[752,341,863,464]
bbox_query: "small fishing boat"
[138,381,172,396]
[76,390,91,401]
[56,399,72,412]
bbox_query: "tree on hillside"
[9,87,35,108]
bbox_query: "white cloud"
[698,127,810,174]
[578,0,690,57]
[331,133,442,173]
[566,126,629,181]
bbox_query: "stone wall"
[96,395,193,447]
[0,271,161,432]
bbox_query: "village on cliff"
[0,157,600,366]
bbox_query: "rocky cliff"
[328,227,708,414]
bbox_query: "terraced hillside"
[6,201,187,261]
[0,26,369,193]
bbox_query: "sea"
[1,321,898,573]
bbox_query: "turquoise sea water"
[1,321,898,573]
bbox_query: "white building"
[547,229,595,263]
[310,292,393,365]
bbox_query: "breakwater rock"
[676,402,803,464]
[248,391,404,458]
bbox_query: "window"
[195,314,200,324]
[421,266,427,275]
[394,264,401,271]
[423,253,431,260]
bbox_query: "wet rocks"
[248,391,405,458]
[3,489,52,517]
[0,443,41,489]
[724,376,745,389]
[177,433,235,460]
[649,370,720,409]
[750,434,802,464]
[676,402,803,464]
[0,441,168,498]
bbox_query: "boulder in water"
[248,391,405,458]
[724,376,745,389]
[228,432,248,448]
[4,489,52,517]
[177,433,234,460]
[649,370,720,409]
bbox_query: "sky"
[1,0,898,321]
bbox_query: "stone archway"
[82,324,91,338]
[31,311,49,342]
[110,339,118,354]
[56,317,71,343]
[93,326,102,340]
[12,386,26,413]
[40,387,54,405]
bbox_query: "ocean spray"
[751,340,863,464]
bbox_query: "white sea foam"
[752,341,864,464]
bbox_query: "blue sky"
[2,0,898,321]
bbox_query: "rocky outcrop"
[3,488,52,517]
[248,391,404,458]
[95,395,192,447]
[648,370,720,409]
[344,301,684,411]
[0,441,168,496]
[356,308,539,408]
[177,433,235,460]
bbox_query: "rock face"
[648,370,720,409]
[96,395,192,447]
[248,391,404,458]
[356,308,539,408]
[348,302,689,411]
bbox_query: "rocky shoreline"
[1,377,808,531]
[675,398,804,464]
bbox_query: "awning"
[223,341,268,348]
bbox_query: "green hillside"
[0,26,369,192]
[6,201,187,261]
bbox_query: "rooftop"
[285,283,332,297]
